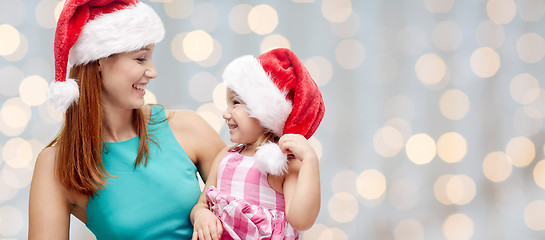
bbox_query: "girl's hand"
[191,208,222,240]
[278,134,317,162]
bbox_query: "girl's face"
[98,44,157,110]
[222,89,266,146]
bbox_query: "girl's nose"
[222,110,230,120]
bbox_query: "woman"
[28,0,225,239]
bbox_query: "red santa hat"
[48,0,165,111]
[222,48,325,175]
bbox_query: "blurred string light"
[424,0,455,13]
[356,169,387,200]
[506,136,535,167]
[487,0,517,25]
[248,4,278,35]
[534,160,545,189]
[437,132,467,163]
[405,134,436,165]
[260,34,291,54]
[415,53,446,85]
[517,33,545,63]
[1,0,545,239]
[183,30,214,62]
[443,213,474,240]
[0,25,21,56]
[303,57,333,86]
[19,75,48,106]
[321,0,352,23]
[0,205,23,236]
[470,47,501,78]
[394,219,425,240]
[524,200,545,231]
[164,0,193,19]
[483,152,513,182]
[373,126,404,157]
[439,90,470,120]
[328,192,359,223]
[36,0,62,28]
[434,174,477,206]
[335,39,365,70]
[510,73,540,105]
[229,4,252,34]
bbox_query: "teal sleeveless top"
[86,105,201,239]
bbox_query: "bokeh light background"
[1,0,545,239]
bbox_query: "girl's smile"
[223,89,266,146]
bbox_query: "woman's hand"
[191,207,222,240]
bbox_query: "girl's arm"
[279,134,321,231]
[29,147,72,240]
[190,147,228,240]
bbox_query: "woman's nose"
[145,62,158,79]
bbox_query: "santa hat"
[223,48,325,175]
[48,0,165,111]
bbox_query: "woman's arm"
[190,147,228,240]
[166,110,226,181]
[29,147,72,240]
[166,109,226,240]
[279,134,321,231]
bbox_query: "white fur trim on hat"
[68,2,164,66]
[47,78,79,111]
[254,142,288,176]
[222,55,292,136]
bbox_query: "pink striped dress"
[206,147,299,240]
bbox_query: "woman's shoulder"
[163,108,221,145]
[35,146,57,168]
[31,145,84,220]
[164,109,209,129]
[32,146,66,194]
[32,146,61,185]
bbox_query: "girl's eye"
[233,100,240,105]
[137,58,146,62]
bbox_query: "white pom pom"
[254,142,288,176]
[47,79,79,111]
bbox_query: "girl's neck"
[239,143,258,156]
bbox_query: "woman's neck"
[102,104,137,142]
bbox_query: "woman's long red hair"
[47,61,151,197]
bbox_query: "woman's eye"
[233,100,240,105]
[137,58,146,62]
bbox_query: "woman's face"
[98,44,157,110]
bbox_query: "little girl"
[190,48,325,240]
